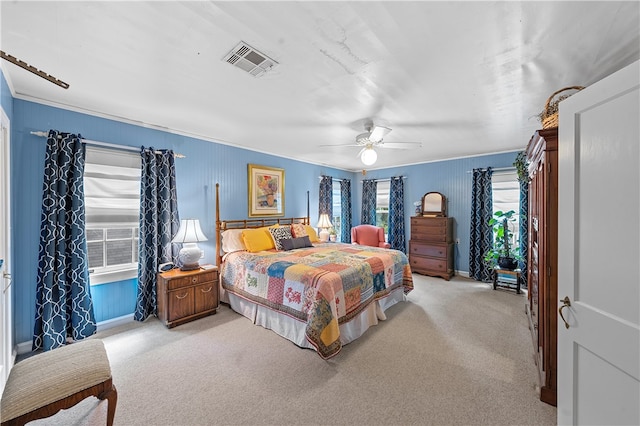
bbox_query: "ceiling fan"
[349,122,423,166]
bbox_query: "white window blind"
[84,146,141,285]
[84,147,141,227]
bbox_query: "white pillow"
[221,229,247,253]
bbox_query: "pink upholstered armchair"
[351,224,391,249]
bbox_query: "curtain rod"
[318,176,346,182]
[466,166,514,174]
[30,131,185,158]
[360,176,408,182]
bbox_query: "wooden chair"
[1,339,117,426]
[351,224,391,249]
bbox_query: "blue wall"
[359,152,519,273]
[4,69,522,346]
[9,99,353,344]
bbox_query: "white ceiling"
[1,1,639,171]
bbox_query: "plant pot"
[498,256,518,270]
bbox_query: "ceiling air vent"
[223,41,278,77]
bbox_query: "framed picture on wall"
[248,164,285,217]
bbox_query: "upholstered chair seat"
[351,224,391,249]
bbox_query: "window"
[491,170,520,249]
[84,147,141,285]
[331,181,342,241]
[376,180,390,237]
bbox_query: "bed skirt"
[226,286,406,352]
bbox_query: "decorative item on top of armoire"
[525,127,558,406]
[409,192,454,280]
[536,86,584,129]
[513,151,529,183]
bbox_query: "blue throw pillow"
[281,236,312,251]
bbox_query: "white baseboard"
[96,313,135,332]
[16,313,135,355]
[456,270,470,278]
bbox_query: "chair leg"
[98,381,118,426]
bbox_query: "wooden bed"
[214,183,413,359]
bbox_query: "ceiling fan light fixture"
[361,147,377,166]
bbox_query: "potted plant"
[328,227,337,242]
[513,151,529,184]
[483,210,522,270]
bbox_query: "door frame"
[0,105,13,394]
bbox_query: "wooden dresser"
[409,216,454,280]
[526,128,558,406]
[157,266,218,328]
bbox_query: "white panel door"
[557,60,640,425]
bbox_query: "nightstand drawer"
[167,271,216,290]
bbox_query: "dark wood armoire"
[525,127,558,406]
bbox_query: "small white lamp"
[361,146,377,166]
[172,219,208,271]
[316,214,333,243]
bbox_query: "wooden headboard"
[214,182,310,267]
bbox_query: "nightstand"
[157,266,218,328]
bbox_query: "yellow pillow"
[304,225,320,243]
[242,226,276,252]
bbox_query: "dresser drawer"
[411,217,449,227]
[410,242,447,258]
[410,256,448,272]
[411,227,450,243]
[167,271,216,290]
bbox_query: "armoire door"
[557,60,639,425]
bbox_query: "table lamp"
[316,214,333,243]
[171,219,208,270]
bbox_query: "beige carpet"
[28,274,556,425]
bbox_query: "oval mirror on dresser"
[421,192,446,217]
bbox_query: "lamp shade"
[172,219,207,270]
[171,219,208,244]
[316,214,333,229]
[361,147,377,166]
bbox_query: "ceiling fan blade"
[378,142,422,149]
[369,125,391,142]
[318,144,360,148]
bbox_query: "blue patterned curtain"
[136,147,180,321]
[319,175,333,218]
[388,176,406,252]
[469,168,493,282]
[33,130,96,351]
[361,179,377,225]
[519,179,529,288]
[340,179,352,243]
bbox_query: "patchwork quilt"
[221,242,413,359]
